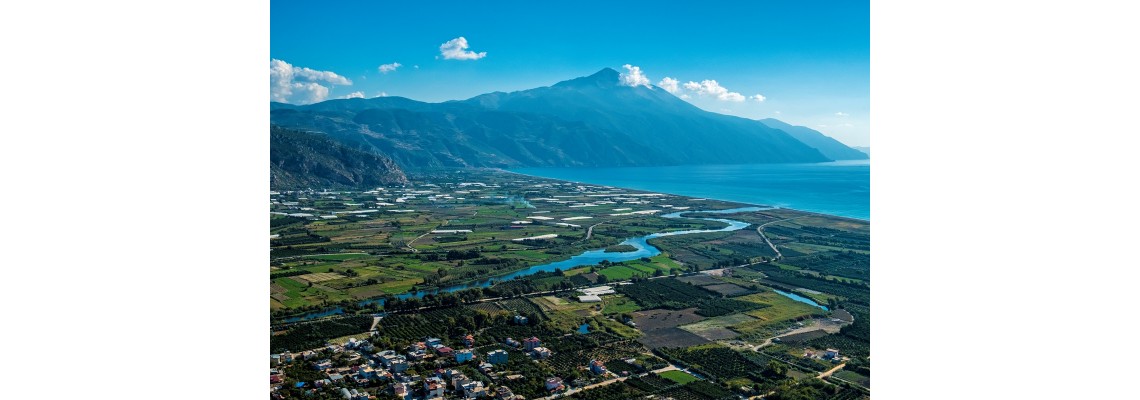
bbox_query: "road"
[540,364,680,399]
[817,363,846,379]
[755,217,801,260]
[576,221,606,243]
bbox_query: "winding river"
[284,207,771,322]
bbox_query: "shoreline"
[496,167,870,223]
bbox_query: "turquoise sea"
[511,160,869,220]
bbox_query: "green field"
[659,370,699,384]
[600,295,642,315]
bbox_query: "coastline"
[498,167,870,223]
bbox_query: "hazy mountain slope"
[270,125,408,189]
[758,118,869,161]
[270,68,837,169]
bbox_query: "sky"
[271,1,870,147]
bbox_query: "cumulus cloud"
[378,62,402,73]
[376,91,388,97]
[683,79,745,102]
[342,91,365,99]
[750,94,766,102]
[657,77,680,94]
[619,64,650,87]
[439,37,486,60]
[270,59,352,104]
[835,112,849,117]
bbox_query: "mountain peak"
[553,67,621,89]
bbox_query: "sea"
[511,159,869,220]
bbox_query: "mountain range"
[270,67,866,188]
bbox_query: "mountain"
[758,118,869,161]
[270,125,408,189]
[853,146,870,157]
[270,68,839,169]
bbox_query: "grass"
[659,370,698,385]
[302,253,372,261]
[597,265,641,281]
[730,291,827,336]
[601,295,642,315]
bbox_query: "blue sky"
[271,1,869,146]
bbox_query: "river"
[283,206,765,322]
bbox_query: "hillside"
[758,118,869,161]
[270,68,844,169]
[270,125,408,189]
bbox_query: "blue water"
[510,160,869,220]
[282,207,761,322]
[773,289,829,311]
[578,323,590,334]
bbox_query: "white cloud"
[342,91,365,99]
[750,94,766,102]
[835,112,849,117]
[619,64,651,87]
[439,37,486,60]
[680,94,691,99]
[376,91,388,97]
[378,62,402,73]
[413,65,420,69]
[270,59,352,104]
[683,79,745,102]
[658,77,680,94]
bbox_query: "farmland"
[268,169,870,399]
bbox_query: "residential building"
[456,349,474,363]
[424,376,446,398]
[545,377,564,392]
[523,337,541,351]
[589,360,607,375]
[487,349,508,365]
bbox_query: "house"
[495,386,515,399]
[589,360,607,375]
[513,315,528,325]
[328,373,345,382]
[425,337,443,347]
[544,377,565,392]
[463,334,475,347]
[523,337,541,351]
[450,373,472,390]
[824,348,840,359]
[461,381,487,398]
[479,362,494,373]
[487,349,508,365]
[531,346,551,359]
[456,349,474,363]
[504,337,520,348]
[271,354,282,365]
[315,360,333,371]
[392,382,412,400]
[424,376,446,398]
[436,346,454,356]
